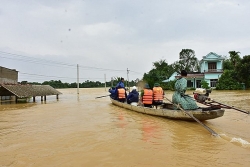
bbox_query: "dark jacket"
[127,89,139,104]
[109,87,117,99]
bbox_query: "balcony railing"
[203,69,223,73]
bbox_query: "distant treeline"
[23,79,137,89]
[22,49,250,90]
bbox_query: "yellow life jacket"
[143,89,153,104]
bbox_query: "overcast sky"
[0,0,250,83]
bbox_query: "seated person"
[116,85,127,103]
[140,83,153,108]
[152,83,164,108]
[127,86,139,105]
[172,70,198,110]
[109,87,117,99]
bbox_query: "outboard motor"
[193,88,211,103]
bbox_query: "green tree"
[229,51,241,69]
[216,70,242,90]
[222,57,234,70]
[173,49,200,73]
[142,59,175,89]
[200,80,210,89]
[235,55,250,88]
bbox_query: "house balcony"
[203,69,223,73]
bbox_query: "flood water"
[0,88,250,167]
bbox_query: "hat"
[154,83,160,87]
[144,83,150,89]
[132,86,137,90]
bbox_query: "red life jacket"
[143,89,153,104]
[153,87,163,101]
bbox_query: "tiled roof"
[0,84,62,98]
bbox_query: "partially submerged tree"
[142,59,175,89]
[173,49,200,73]
[235,55,250,88]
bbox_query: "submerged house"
[0,66,18,84]
[0,66,62,103]
[163,52,225,88]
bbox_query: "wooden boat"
[110,98,225,121]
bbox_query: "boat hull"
[110,98,224,121]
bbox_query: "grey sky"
[0,0,250,83]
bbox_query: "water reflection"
[0,88,250,167]
[141,118,160,142]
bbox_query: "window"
[208,62,217,70]
[187,80,193,87]
[196,80,201,88]
[210,79,218,87]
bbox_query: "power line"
[19,72,104,80]
[0,50,144,82]
[0,51,143,73]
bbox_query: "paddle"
[164,97,219,136]
[210,99,249,115]
[95,95,110,99]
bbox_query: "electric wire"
[0,50,144,82]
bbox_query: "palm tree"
[229,51,241,68]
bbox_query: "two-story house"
[163,52,225,88]
[200,52,225,88]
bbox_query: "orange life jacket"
[153,87,163,101]
[118,88,126,99]
[142,89,153,104]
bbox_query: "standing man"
[116,77,125,88]
[115,77,127,102]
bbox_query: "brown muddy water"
[0,88,250,167]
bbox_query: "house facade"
[199,52,224,88]
[0,66,18,84]
[163,52,225,88]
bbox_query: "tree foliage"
[23,49,250,90]
[142,59,175,89]
[229,51,241,69]
[216,70,242,90]
[235,55,250,88]
[222,58,234,70]
[173,49,200,73]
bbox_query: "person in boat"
[116,84,127,103]
[127,86,139,105]
[172,70,198,110]
[140,83,153,108]
[109,87,117,99]
[116,77,125,88]
[152,83,164,108]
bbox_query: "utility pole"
[104,74,106,91]
[77,64,79,96]
[127,68,130,92]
